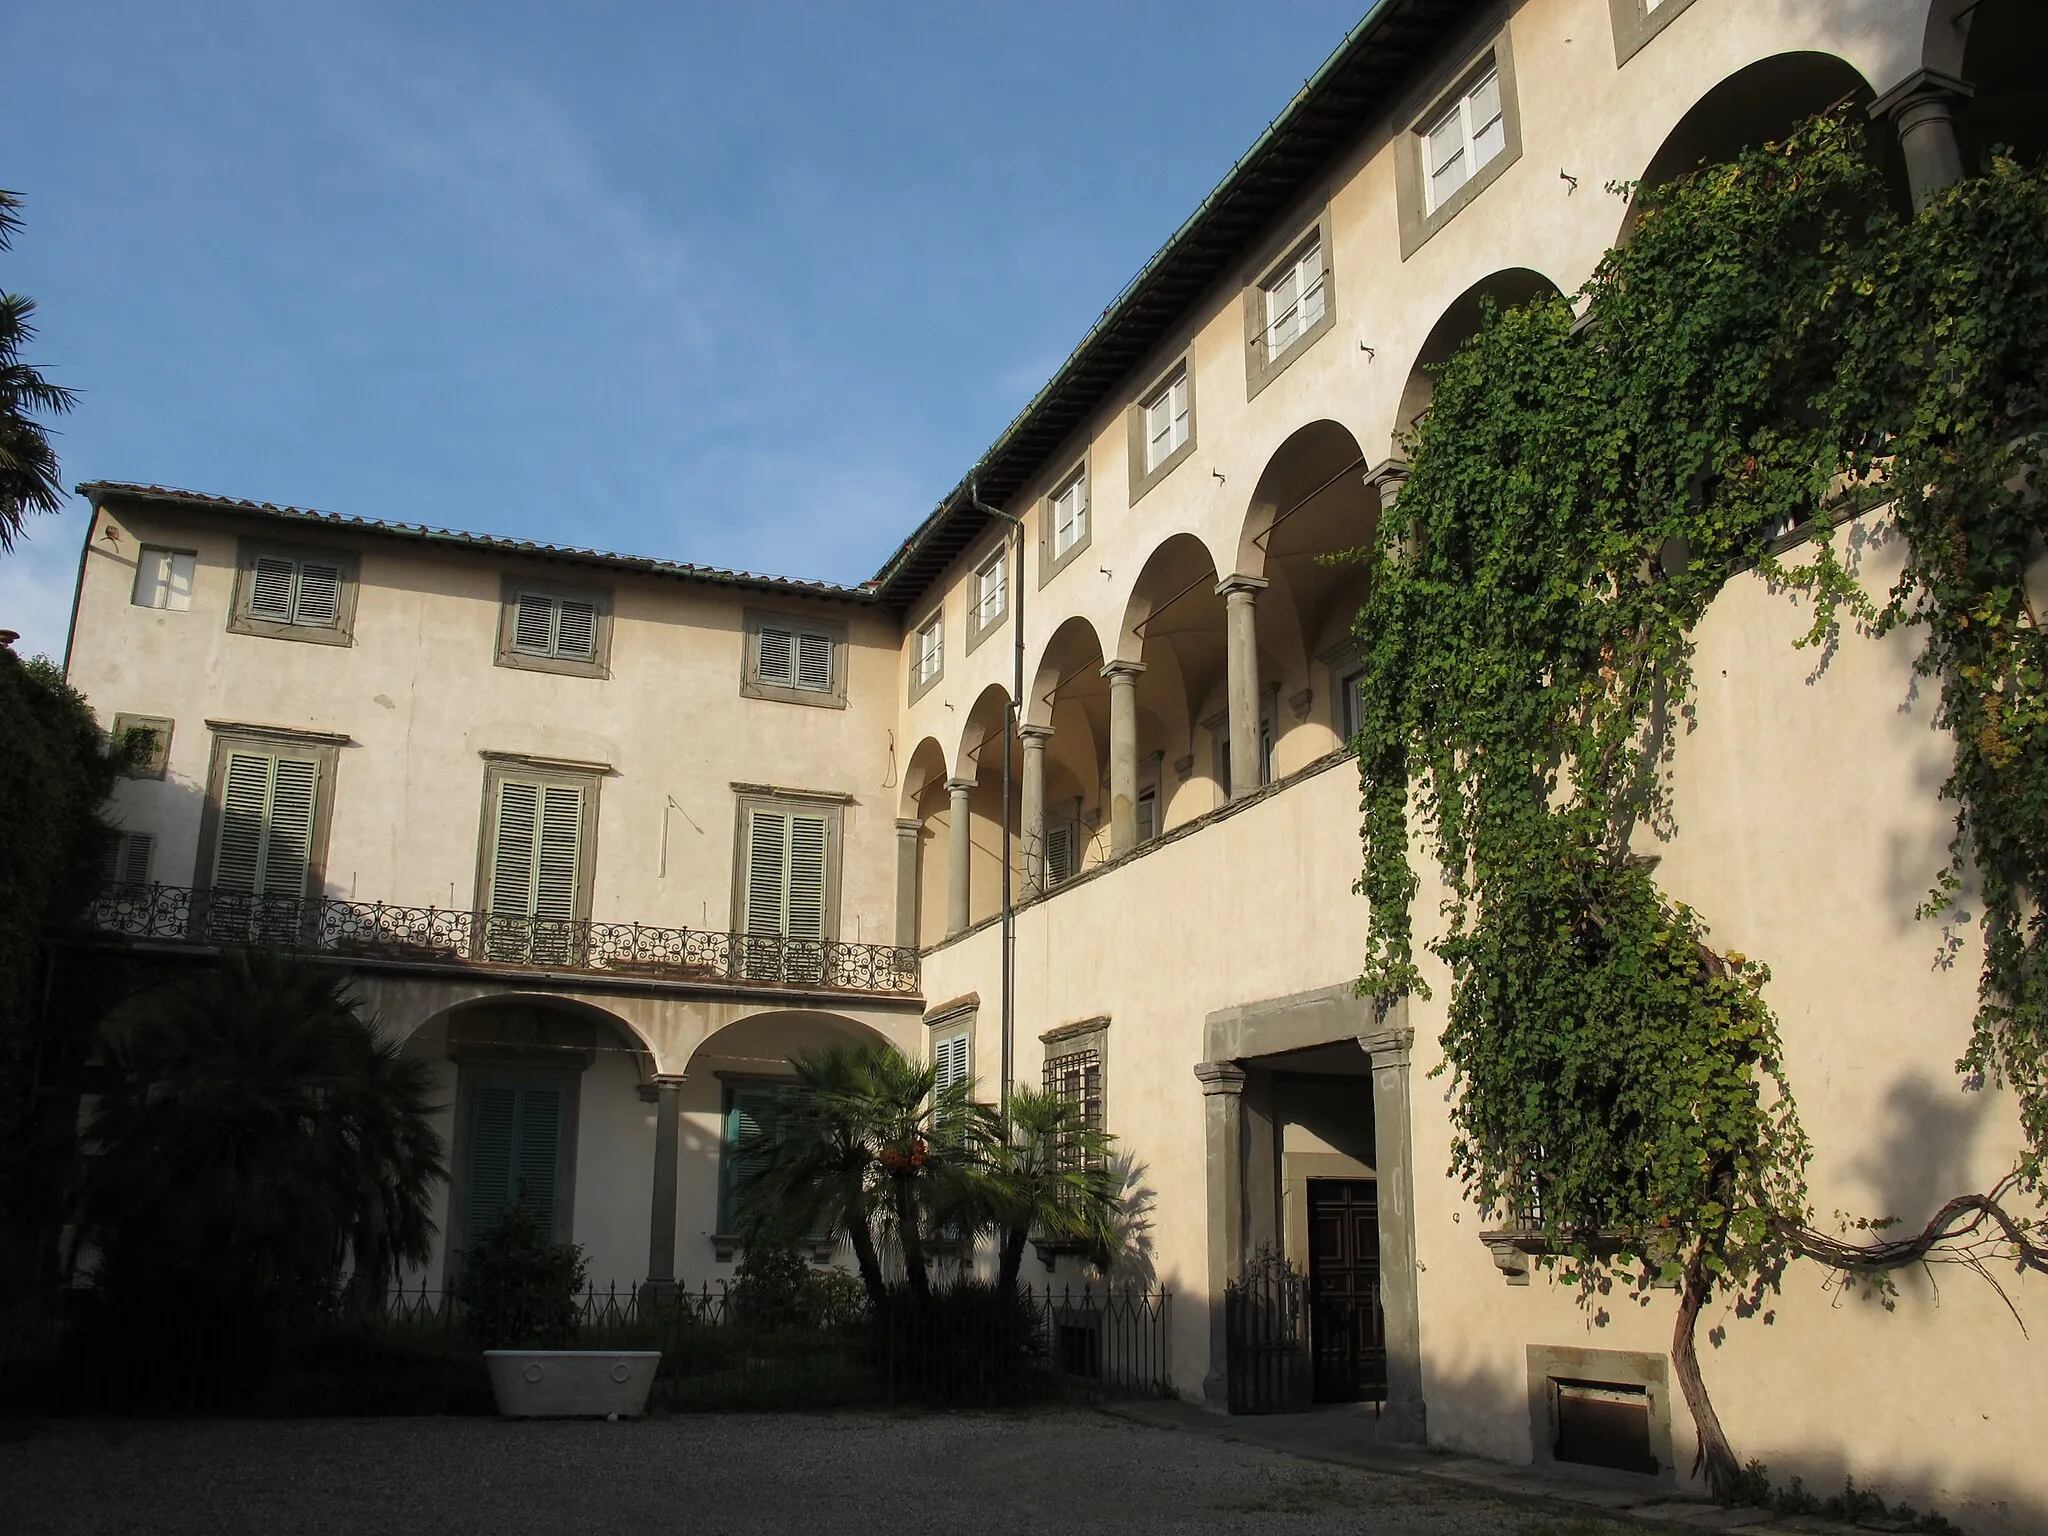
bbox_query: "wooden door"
[1306,1178,1387,1403]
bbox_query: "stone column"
[1195,1060,1247,1407]
[1359,1013,1426,1443]
[894,817,922,950]
[638,1075,684,1308]
[1871,69,1974,212]
[1216,575,1268,801]
[945,778,974,935]
[1101,660,1146,856]
[1019,724,1053,898]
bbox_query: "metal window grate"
[1043,1045,1102,1169]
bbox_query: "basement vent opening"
[1551,1378,1657,1475]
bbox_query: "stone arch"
[1621,52,1893,241]
[685,1005,912,1076]
[898,734,950,821]
[1922,0,1974,80]
[383,984,658,1081]
[955,683,1014,778]
[1026,614,1111,875]
[1120,533,1225,828]
[1393,268,1564,437]
[957,683,1020,928]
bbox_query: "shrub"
[457,1203,586,1349]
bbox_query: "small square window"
[495,579,612,679]
[111,712,175,779]
[101,829,155,886]
[910,612,944,702]
[1144,367,1191,472]
[742,609,847,708]
[229,540,358,645]
[132,547,196,611]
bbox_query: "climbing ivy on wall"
[1351,113,2048,1497]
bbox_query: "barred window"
[1042,1043,1103,1169]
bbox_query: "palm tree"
[976,1085,1122,1295]
[0,191,77,552]
[732,1042,973,1311]
[75,950,445,1320]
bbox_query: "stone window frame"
[1243,206,1337,399]
[192,720,348,893]
[1318,639,1366,744]
[927,994,978,1092]
[1040,1015,1110,1137]
[470,752,608,924]
[131,545,197,612]
[1525,1345,1676,1486]
[443,1057,586,1280]
[1608,0,1700,67]
[1394,13,1524,261]
[225,536,361,647]
[111,712,175,779]
[726,785,850,940]
[908,605,946,704]
[1038,456,1093,587]
[965,538,1011,655]
[740,607,850,709]
[494,575,615,680]
[1126,353,1197,505]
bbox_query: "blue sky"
[1,0,1371,659]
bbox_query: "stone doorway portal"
[1306,1177,1386,1404]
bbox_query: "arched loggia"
[1021,615,1109,893]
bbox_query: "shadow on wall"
[1842,1071,1997,1246]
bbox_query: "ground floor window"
[460,1070,578,1250]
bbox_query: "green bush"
[456,1203,587,1349]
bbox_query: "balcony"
[81,883,920,997]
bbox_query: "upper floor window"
[733,792,845,983]
[933,1030,971,1093]
[228,539,359,647]
[1128,357,1196,503]
[194,723,345,938]
[132,547,195,611]
[742,609,848,709]
[1264,233,1325,358]
[1144,366,1191,471]
[1041,1016,1108,1169]
[111,712,174,779]
[1039,459,1093,585]
[1608,0,1698,65]
[910,611,944,702]
[968,545,1009,651]
[1245,211,1336,398]
[1424,64,1505,213]
[1397,29,1523,259]
[497,579,612,679]
[101,830,155,886]
[475,755,603,964]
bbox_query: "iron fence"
[1225,1249,1310,1414]
[1,1278,1172,1415]
[80,883,920,995]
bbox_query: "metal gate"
[1225,1248,1310,1414]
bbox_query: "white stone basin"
[483,1350,661,1418]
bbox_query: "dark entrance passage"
[1306,1178,1386,1404]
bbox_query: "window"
[1263,232,1325,360]
[1039,459,1092,584]
[1424,64,1505,212]
[970,546,1009,639]
[1127,357,1196,502]
[194,728,342,942]
[101,830,155,886]
[742,609,847,708]
[228,540,358,645]
[1397,29,1523,259]
[910,611,944,702]
[1338,667,1366,743]
[718,1083,829,1242]
[933,1031,972,1093]
[131,547,195,611]
[734,794,843,980]
[1143,366,1191,471]
[462,1073,575,1247]
[1137,752,1162,844]
[111,712,173,779]
[1041,1017,1108,1170]
[479,763,598,963]
[496,579,612,678]
[1045,821,1077,889]
[1608,0,1698,65]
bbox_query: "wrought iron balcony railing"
[81,883,920,996]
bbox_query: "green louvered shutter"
[467,1086,517,1240]
[466,1083,566,1245]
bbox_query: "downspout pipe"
[968,481,1023,1127]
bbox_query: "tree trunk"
[843,1189,888,1312]
[1672,1237,1741,1502]
[893,1174,930,1307]
[996,1225,1029,1295]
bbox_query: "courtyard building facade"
[59,0,2047,1528]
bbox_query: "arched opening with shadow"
[1951,0,2048,172]
[956,683,1020,929]
[680,1007,906,1271]
[1025,614,1110,886]
[898,735,951,950]
[1119,533,1228,830]
[1236,420,1378,771]
[1621,52,1899,241]
[1394,268,1563,435]
[399,993,659,1289]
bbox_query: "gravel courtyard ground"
[0,1409,1653,1536]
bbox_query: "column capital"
[1214,573,1269,600]
[1364,457,1410,494]
[1869,67,1974,124]
[1100,658,1147,683]
[635,1074,687,1103]
[945,776,976,795]
[1194,1060,1248,1096]
[895,816,923,835]
[1018,722,1056,744]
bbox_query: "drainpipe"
[968,481,1023,1125]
